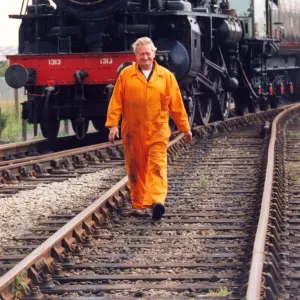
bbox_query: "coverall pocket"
[160,95,170,111]
[157,111,169,123]
[150,122,171,143]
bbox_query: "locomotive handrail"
[246,103,300,299]
[239,61,260,100]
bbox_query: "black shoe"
[152,203,165,220]
[127,209,150,217]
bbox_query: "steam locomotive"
[4,0,300,140]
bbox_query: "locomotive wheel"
[233,84,248,116]
[187,95,196,126]
[40,119,60,140]
[40,93,60,140]
[71,118,89,140]
[259,96,269,111]
[269,95,278,109]
[211,75,231,121]
[197,53,224,125]
[247,95,259,113]
[169,90,196,131]
[212,91,231,121]
[169,102,196,130]
[197,95,212,125]
[234,97,246,116]
[92,118,106,131]
[92,118,110,141]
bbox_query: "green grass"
[208,287,231,297]
[10,270,28,299]
[287,130,295,137]
[0,60,9,77]
[199,175,209,189]
[286,162,298,181]
[0,99,41,142]
[0,107,35,142]
[0,99,79,142]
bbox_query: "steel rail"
[0,131,182,177]
[246,103,300,299]
[0,140,118,165]
[0,128,186,182]
[0,140,124,183]
[0,131,101,160]
[0,138,47,158]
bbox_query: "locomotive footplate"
[6,53,135,87]
[6,51,170,88]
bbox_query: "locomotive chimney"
[220,0,237,17]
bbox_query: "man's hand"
[183,130,193,142]
[108,127,119,144]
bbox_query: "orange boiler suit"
[105,61,190,209]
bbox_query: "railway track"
[0,137,126,196]
[252,104,300,299]
[0,132,105,162]
[0,130,180,196]
[0,104,299,299]
[284,117,300,299]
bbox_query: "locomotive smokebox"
[218,19,242,45]
[155,38,190,81]
[52,0,128,19]
[5,64,31,89]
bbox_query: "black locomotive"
[5,0,300,139]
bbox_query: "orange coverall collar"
[131,61,163,84]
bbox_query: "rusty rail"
[246,103,300,299]
[0,139,125,184]
[0,130,184,183]
[0,131,102,161]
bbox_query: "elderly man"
[105,37,192,220]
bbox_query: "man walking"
[105,37,192,220]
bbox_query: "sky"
[0,1,23,46]
[0,0,55,47]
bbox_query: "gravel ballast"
[0,166,125,253]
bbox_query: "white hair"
[132,37,157,53]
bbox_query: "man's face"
[135,43,156,70]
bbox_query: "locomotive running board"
[6,51,171,87]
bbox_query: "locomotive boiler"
[4,0,300,140]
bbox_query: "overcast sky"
[0,1,22,46]
[0,1,56,46]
